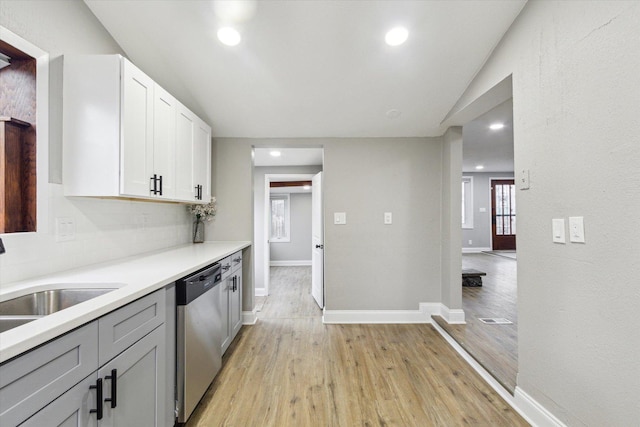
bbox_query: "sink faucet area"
[0,287,119,333]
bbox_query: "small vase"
[193,217,204,243]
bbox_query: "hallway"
[186,266,527,426]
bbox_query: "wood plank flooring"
[433,253,518,393]
[186,266,528,426]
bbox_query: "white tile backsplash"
[0,183,192,287]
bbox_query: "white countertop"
[0,241,250,363]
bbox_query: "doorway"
[491,179,516,251]
[252,148,324,311]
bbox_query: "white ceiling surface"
[254,148,323,167]
[84,0,526,139]
[462,98,514,173]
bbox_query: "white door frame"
[263,173,316,296]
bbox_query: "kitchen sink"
[0,288,117,333]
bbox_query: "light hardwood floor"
[433,253,518,393]
[186,266,528,426]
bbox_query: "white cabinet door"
[99,325,166,427]
[193,118,212,203]
[153,86,176,199]
[175,104,196,201]
[120,60,154,197]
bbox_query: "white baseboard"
[255,287,267,297]
[514,387,566,427]
[439,304,466,324]
[242,310,258,325]
[462,247,492,253]
[322,303,465,325]
[270,260,312,267]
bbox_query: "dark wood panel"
[270,180,312,188]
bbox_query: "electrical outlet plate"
[569,216,585,243]
[384,212,392,225]
[56,217,76,242]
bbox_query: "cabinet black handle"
[315,244,324,249]
[150,175,157,195]
[158,175,163,196]
[90,378,103,420]
[105,369,117,408]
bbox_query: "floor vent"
[478,317,513,325]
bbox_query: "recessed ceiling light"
[303,185,311,190]
[270,150,281,157]
[489,123,505,130]
[385,27,409,46]
[475,165,485,170]
[217,27,241,46]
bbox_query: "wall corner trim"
[242,310,258,325]
[321,303,464,324]
[514,387,567,427]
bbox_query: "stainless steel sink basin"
[0,288,117,333]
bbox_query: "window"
[270,194,290,242]
[462,176,473,229]
[0,34,40,234]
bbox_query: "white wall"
[0,1,192,287]
[461,172,514,250]
[211,138,444,311]
[449,1,640,424]
[270,192,312,263]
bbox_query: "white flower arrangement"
[188,197,217,221]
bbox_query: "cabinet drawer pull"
[90,378,103,420]
[158,175,163,196]
[105,369,117,408]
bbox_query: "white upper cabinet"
[175,104,196,201]
[63,55,210,204]
[194,117,212,203]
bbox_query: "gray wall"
[211,138,444,311]
[270,192,312,262]
[461,172,514,250]
[449,1,640,424]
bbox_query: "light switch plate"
[552,218,565,243]
[569,216,585,243]
[384,212,392,225]
[519,169,530,190]
[334,212,346,225]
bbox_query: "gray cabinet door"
[0,322,98,427]
[98,325,166,427]
[230,271,242,339]
[21,374,98,427]
[220,276,231,354]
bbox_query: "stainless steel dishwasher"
[176,262,222,424]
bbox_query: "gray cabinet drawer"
[230,251,242,273]
[0,322,98,427]
[98,290,165,366]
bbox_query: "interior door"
[311,172,324,308]
[491,179,516,250]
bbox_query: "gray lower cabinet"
[21,374,97,427]
[1,289,169,427]
[221,251,243,355]
[98,325,165,427]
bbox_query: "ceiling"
[463,98,514,173]
[84,0,526,139]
